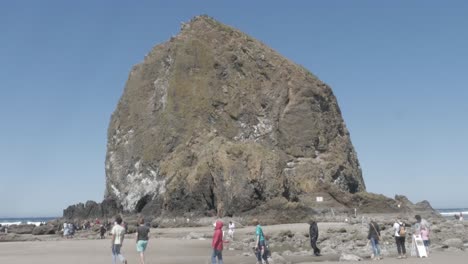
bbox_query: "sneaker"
[397,255,402,259]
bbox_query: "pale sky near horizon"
[1,1,467,217]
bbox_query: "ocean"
[436,208,468,219]
[0,217,58,227]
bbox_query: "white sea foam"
[0,221,45,227]
[437,208,468,217]
[0,217,56,227]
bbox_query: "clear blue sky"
[1,1,467,217]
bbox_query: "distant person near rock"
[100,224,106,239]
[414,214,430,234]
[420,227,430,255]
[211,220,223,264]
[228,221,235,240]
[309,218,321,256]
[136,218,150,264]
[367,219,381,260]
[253,219,269,264]
[110,216,127,264]
[393,217,407,259]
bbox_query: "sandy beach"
[1,222,466,264]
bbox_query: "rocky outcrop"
[32,225,56,235]
[104,15,366,219]
[63,198,121,220]
[7,224,35,234]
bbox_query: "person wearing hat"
[309,218,321,256]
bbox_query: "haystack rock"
[104,16,366,219]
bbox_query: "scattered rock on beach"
[32,225,56,235]
[339,253,362,261]
[443,238,464,249]
[8,224,35,235]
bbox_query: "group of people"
[367,214,431,260]
[211,218,322,264]
[109,214,434,264]
[110,216,150,264]
[62,222,76,238]
[211,218,271,264]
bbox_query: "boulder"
[339,253,362,261]
[32,225,56,235]
[271,252,287,264]
[8,224,35,234]
[63,198,121,219]
[443,238,464,249]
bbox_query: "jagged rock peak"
[104,15,365,220]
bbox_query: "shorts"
[423,240,430,247]
[136,240,148,252]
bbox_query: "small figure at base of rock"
[308,218,321,256]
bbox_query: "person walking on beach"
[309,218,321,256]
[211,220,224,264]
[136,218,150,264]
[100,224,107,239]
[111,216,127,264]
[393,217,407,259]
[228,221,235,240]
[253,219,269,264]
[367,219,381,260]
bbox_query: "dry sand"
[1,223,466,264]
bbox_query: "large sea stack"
[104,16,366,220]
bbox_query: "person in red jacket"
[211,220,224,264]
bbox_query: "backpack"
[398,224,406,236]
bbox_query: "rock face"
[63,199,121,219]
[105,15,365,218]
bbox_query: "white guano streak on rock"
[153,78,168,111]
[111,184,121,197]
[121,164,166,211]
[234,117,273,142]
[152,56,173,111]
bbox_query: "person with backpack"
[367,219,381,260]
[393,217,407,259]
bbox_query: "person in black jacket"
[309,218,321,256]
[367,219,382,260]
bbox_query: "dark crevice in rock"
[135,194,152,213]
[206,171,217,213]
[346,177,360,194]
[332,165,345,180]
[250,179,265,202]
[313,94,330,112]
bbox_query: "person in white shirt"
[111,216,127,264]
[393,217,407,259]
[228,221,235,240]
